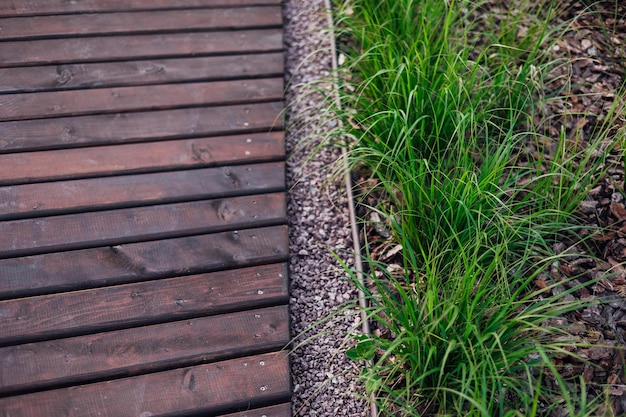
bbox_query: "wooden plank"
[0,102,283,152]
[0,227,289,300]
[0,53,284,94]
[0,29,283,68]
[0,351,290,417]
[0,132,284,185]
[0,7,282,41]
[0,162,285,220]
[0,78,283,122]
[0,264,288,346]
[0,305,289,395]
[0,193,286,258]
[220,403,292,417]
[0,0,281,17]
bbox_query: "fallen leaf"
[589,347,612,360]
[610,195,626,221]
[534,278,549,290]
[608,374,620,385]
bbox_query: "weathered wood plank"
[0,351,290,417]
[0,162,285,220]
[0,102,283,152]
[221,403,292,417]
[0,7,282,41]
[0,3,291,414]
[0,29,283,68]
[0,193,286,258]
[0,132,284,185]
[0,53,284,93]
[0,78,283,122]
[0,0,281,17]
[0,227,289,300]
[0,305,289,395]
[0,264,288,346]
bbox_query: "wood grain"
[0,305,289,395]
[0,193,286,258]
[0,228,289,300]
[0,352,291,417]
[0,0,281,16]
[0,29,283,68]
[0,132,284,185]
[0,162,285,220]
[0,53,284,93]
[0,264,288,346]
[0,78,283,122]
[0,102,283,152]
[0,4,291,414]
[0,7,282,41]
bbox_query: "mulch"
[538,2,626,414]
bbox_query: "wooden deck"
[0,1,290,416]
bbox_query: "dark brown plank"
[0,351,290,417]
[0,227,289,299]
[0,263,288,346]
[0,305,288,395]
[0,78,283,122]
[0,132,284,185]
[0,162,285,220]
[0,193,286,258]
[221,403,292,417]
[0,53,284,93]
[0,29,283,68]
[0,102,283,152]
[0,0,281,17]
[0,7,282,41]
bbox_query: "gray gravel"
[283,1,368,416]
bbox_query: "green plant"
[323,0,626,415]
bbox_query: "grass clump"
[326,0,626,415]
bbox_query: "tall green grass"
[325,0,626,415]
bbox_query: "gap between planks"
[0,7,283,41]
[0,78,284,122]
[0,53,285,94]
[0,305,289,395]
[0,0,282,17]
[0,226,289,300]
[0,351,291,417]
[0,29,284,68]
[0,132,285,185]
[0,102,284,153]
[0,262,289,346]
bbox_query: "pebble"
[284,1,368,416]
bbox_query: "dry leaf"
[534,278,549,290]
[610,195,626,221]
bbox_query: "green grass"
[321,0,626,415]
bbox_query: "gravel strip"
[283,1,368,416]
